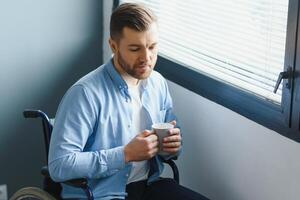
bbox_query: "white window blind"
[121,0,289,104]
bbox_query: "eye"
[129,48,139,52]
[149,45,156,50]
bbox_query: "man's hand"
[162,121,181,154]
[124,130,159,163]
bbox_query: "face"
[110,23,158,80]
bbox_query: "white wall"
[103,3,300,200]
[168,81,300,200]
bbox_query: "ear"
[109,38,118,54]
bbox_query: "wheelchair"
[10,109,180,200]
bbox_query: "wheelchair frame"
[18,109,179,200]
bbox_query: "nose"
[139,49,151,63]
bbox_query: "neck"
[113,56,139,86]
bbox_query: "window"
[119,0,300,142]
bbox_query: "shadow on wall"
[0,0,103,197]
[0,38,103,197]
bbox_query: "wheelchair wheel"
[10,187,56,200]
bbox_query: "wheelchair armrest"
[41,166,88,189]
[63,178,88,189]
[162,157,180,184]
[41,166,51,177]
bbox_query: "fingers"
[147,133,158,142]
[140,129,154,137]
[143,134,159,151]
[145,140,159,159]
[162,133,181,154]
[163,134,181,143]
[149,145,159,155]
[149,140,159,149]
[137,127,181,157]
[168,128,180,136]
[162,141,181,148]
[169,120,177,127]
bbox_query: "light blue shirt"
[48,59,179,199]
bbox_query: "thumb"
[140,129,153,137]
[169,120,177,127]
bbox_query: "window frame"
[117,0,300,142]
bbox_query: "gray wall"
[0,0,103,196]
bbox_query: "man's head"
[109,3,158,80]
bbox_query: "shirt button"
[126,174,129,177]
[128,125,131,128]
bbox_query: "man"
[49,3,208,200]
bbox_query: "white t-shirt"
[126,82,150,184]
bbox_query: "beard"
[117,52,154,80]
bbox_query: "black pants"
[124,178,209,200]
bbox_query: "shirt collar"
[105,59,128,91]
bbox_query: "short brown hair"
[110,3,157,40]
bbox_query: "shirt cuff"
[105,146,126,171]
